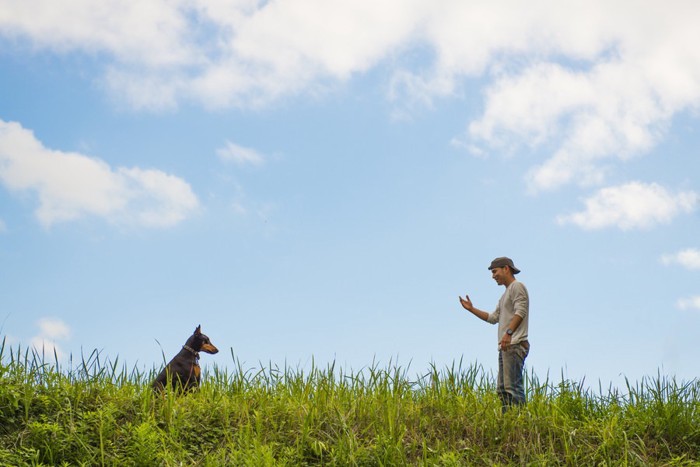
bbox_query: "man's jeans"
[497,341,530,411]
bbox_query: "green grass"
[1,337,699,466]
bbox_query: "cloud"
[90,0,429,110]
[30,317,71,359]
[469,62,664,191]
[0,120,199,228]
[677,296,700,311]
[36,317,71,340]
[557,182,699,230]
[217,140,266,166]
[661,249,700,315]
[443,3,700,192]
[661,248,700,270]
[0,0,197,68]
[2,1,700,192]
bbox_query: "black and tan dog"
[152,325,219,392]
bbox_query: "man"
[459,257,530,411]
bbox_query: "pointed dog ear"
[195,325,202,334]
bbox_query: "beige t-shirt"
[486,280,529,346]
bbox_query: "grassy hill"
[1,339,699,466]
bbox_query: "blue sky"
[1,0,699,389]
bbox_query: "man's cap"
[488,257,520,274]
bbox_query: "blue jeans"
[497,341,529,411]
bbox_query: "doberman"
[152,325,219,392]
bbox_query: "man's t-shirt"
[486,280,529,346]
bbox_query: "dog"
[152,325,219,392]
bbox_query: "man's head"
[488,257,520,286]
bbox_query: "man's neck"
[503,276,516,287]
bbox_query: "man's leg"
[500,342,529,408]
[496,351,512,412]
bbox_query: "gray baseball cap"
[488,257,521,274]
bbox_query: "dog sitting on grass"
[152,325,219,392]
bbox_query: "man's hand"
[499,332,512,350]
[459,294,473,311]
[459,294,489,321]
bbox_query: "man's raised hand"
[459,294,473,311]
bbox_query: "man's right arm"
[459,295,490,321]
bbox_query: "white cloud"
[0,218,6,233]
[217,140,265,166]
[99,0,429,110]
[473,58,674,192]
[0,120,199,228]
[36,317,71,340]
[661,248,700,270]
[557,182,699,230]
[447,2,700,192]
[2,1,700,192]
[0,0,197,67]
[661,249,700,315]
[677,296,700,311]
[30,317,71,360]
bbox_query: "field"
[1,339,699,466]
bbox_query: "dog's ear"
[195,325,202,335]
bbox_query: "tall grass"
[1,337,699,465]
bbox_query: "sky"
[1,0,699,390]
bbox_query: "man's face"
[491,266,508,285]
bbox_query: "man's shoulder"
[509,280,528,294]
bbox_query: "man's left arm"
[499,283,529,348]
[499,314,523,348]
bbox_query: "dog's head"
[186,325,219,354]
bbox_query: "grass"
[1,337,699,466]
